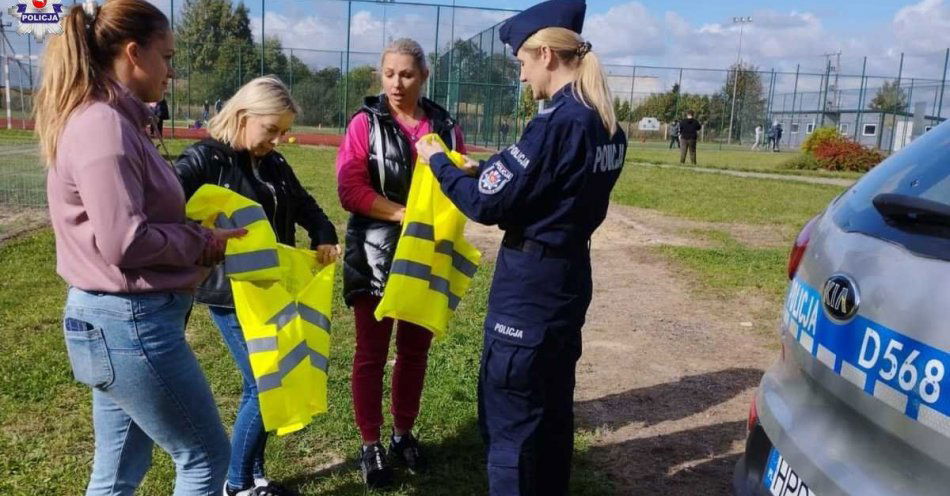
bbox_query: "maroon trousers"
[351,294,433,443]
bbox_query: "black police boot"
[389,431,428,474]
[359,442,393,489]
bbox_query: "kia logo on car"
[823,274,859,322]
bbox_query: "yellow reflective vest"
[231,245,335,436]
[185,185,335,435]
[184,184,282,281]
[374,134,481,339]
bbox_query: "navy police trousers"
[478,326,582,496]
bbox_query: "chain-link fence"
[0,0,521,208]
[164,0,520,142]
[1,0,949,208]
[605,47,950,153]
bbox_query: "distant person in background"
[771,121,783,152]
[751,124,763,150]
[202,99,210,122]
[155,96,169,136]
[215,97,223,115]
[668,120,680,149]
[147,102,159,137]
[678,110,701,164]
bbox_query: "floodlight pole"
[727,16,752,145]
[260,0,265,76]
[0,14,11,130]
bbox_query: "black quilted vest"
[342,95,459,305]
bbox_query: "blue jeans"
[208,306,268,489]
[63,288,230,496]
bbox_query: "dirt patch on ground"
[0,206,48,243]
[609,204,793,249]
[464,206,779,495]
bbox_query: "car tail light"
[788,215,820,280]
[747,395,759,432]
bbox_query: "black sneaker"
[223,484,255,496]
[253,479,298,496]
[389,431,428,474]
[359,442,394,489]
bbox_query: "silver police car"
[733,121,950,496]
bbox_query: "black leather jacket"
[342,95,459,305]
[175,138,338,307]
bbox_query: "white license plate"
[763,447,817,496]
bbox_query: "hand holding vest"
[186,185,335,435]
[374,134,481,339]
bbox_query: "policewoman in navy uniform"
[416,1,626,494]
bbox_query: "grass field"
[0,133,847,494]
[611,164,846,302]
[0,142,614,494]
[626,140,863,180]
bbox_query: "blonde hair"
[34,0,170,167]
[207,76,300,146]
[521,27,617,135]
[380,38,428,74]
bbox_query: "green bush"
[782,153,820,170]
[801,126,842,155]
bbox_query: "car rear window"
[832,122,950,261]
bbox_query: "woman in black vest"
[336,38,466,489]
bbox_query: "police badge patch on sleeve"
[478,161,513,195]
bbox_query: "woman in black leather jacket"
[175,76,338,496]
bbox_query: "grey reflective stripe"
[298,305,331,332]
[214,206,266,229]
[371,113,387,199]
[215,212,235,229]
[266,302,298,329]
[435,240,478,277]
[266,302,331,332]
[229,206,267,228]
[246,337,278,353]
[403,222,478,278]
[390,259,462,310]
[256,341,330,393]
[225,249,280,275]
[404,222,434,240]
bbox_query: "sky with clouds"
[5,0,949,85]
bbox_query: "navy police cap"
[499,0,586,55]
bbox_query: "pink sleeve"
[336,113,380,215]
[74,123,207,268]
[453,126,467,155]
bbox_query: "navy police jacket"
[429,85,626,346]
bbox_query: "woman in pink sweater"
[336,38,465,489]
[36,1,242,493]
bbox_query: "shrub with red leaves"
[812,137,884,172]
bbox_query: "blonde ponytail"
[574,50,616,135]
[34,0,170,167]
[521,27,617,135]
[35,6,101,167]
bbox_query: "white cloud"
[585,2,666,64]
[892,0,950,54]
[247,6,513,68]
